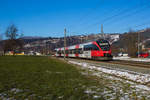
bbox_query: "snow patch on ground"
[69,61,150,85]
[0,88,23,99]
[134,85,150,91]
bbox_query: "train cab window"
[100,45,110,51]
[96,40,110,51]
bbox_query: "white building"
[110,34,120,42]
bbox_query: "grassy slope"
[0,56,103,100]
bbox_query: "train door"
[83,51,91,58]
[83,44,92,58]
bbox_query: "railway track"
[107,60,150,68]
[65,58,150,68]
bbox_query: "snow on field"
[69,60,150,100]
[113,56,150,62]
[69,61,150,84]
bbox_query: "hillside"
[1,28,150,55]
[112,28,150,56]
[22,33,120,53]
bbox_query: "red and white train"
[55,39,112,60]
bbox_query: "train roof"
[55,41,92,50]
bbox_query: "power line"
[74,7,122,31]
[75,8,137,32]
[105,4,150,27]
[69,0,104,29]
[121,21,150,32]
[75,1,149,33]
[104,1,150,24]
[71,4,127,33]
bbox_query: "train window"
[76,49,80,54]
[73,49,76,54]
[78,48,83,54]
[75,49,77,54]
[84,44,99,51]
[92,44,99,50]
[84,45,89,51]
[68,50,71,54]
[66,50,68,54]
[69,50,72,54]
[72,48,82,54]
[58,50,61,54]
[76,49,78,54]
[71,50,73,54]
[70,50,72,54]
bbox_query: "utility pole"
[101,24,105,39]
[138,31,140,58]
[64,28,66,60]
[137,30,145,58]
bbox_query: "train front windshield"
[96,40,110,51]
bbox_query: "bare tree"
[4,24,24,55]
[0,32,4,55]
[0,34,2,41]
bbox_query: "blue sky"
[0,0,150,37]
